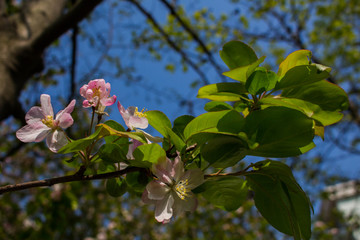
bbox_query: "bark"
[0,0,103,121]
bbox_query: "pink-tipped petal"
[82,100,91,108]
[16,123,50,142]
[80,84,88,97]
[25,106,45,124]
[85,89,93,99]
[146,181,170,200]
[154,194,174,223]
[46,130,68,152]
[40,94,54,117]
[56,99,76,121]
[57,113,74,129]
[100,95,116,106]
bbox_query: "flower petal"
[25,106,45,124]
[57,113,74,129]
[129,116,148,129]
[152,158,173,185]
[46,130,68,152]
[126,139,143,159]
[182,169,204,189]
[137,130,162,143]
[82,100,91,108]
[80,84,88,97]
[141,188,157,205]
[55,99,76,121]
[40,94,54,117]
[155,193,174,223]
[173,192,198,216]
[100,95,116,106]
[172,156,184,181]
[16,123,50,142]
[146,181,170,200]
[117,102,131,128]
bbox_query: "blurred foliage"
[0,0,359,239]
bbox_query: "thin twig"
[0,166,141,195]
[127,0,210,85]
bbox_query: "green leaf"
[275,65,330,90]
[197,82,247,101]
[106,177,127,197]
[131,143,166,167]
[146,110,172,137]
[281,80,349,125]
[103,120,126,143]
[246,67,278,95]
[204,101,233,112]
[58,126,105,154]
[277,50,311,77]
[246,160,312,240]
[222,56,265,83]
[260,95,345,126]
[244,107,315,157]
[126,171,150,193]
[184,110,245,142]
[220,41,258,70]
[98,143,127,163]
[201,135,247,168]
[194,176,248,211]
[172,115,195,140]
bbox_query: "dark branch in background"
[69,12,78,102]
[0,166,142,195]
[127,0,210,85]
[32,0,103,52]
[159,0,226,82]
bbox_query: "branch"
[127,0,210,85]
[0,166,142,195]
[159,0,226,82]
[32,0,103,52]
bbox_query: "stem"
[89,106,96,135]
[204,163,255,179]
[0,167,142,195]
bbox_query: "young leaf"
[204,101,233,112]
[197,82,247,101]
[131,143,166,167]
[146,110,172,137]
[106,177,127,197]
[172,115,194,140]
[184,110,245,142]
[245,67,278,95]
[277,50,311,77]
[275,65,330,90]
[219,40,258,70]
[193,176,248,211]
[222,56,265,83]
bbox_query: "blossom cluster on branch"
[12,41,349,240]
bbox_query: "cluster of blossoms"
[16,78,204,223]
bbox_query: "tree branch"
[127,0,210,85]
[159,0,226,82]
[0,166,142,195]
[32,0,103,52]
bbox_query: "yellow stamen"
[175,179,189,200]
[134,107,147,118]
[42,115,55,128]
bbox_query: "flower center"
[92,87,101,97]
[174,179,190,200]
[42,115,56,128]
[134,107,147,118]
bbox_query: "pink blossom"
[16,94,76,152]
[80,79,116,110]
[142,156,204,223]
[117,101,148,130]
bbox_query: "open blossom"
[142,156,204,223]
[117,101,148,130]
[16,94,76,152]
[80,79,116,111]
